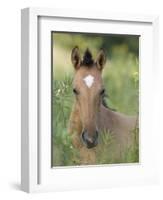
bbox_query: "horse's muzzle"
[81,130,98,148]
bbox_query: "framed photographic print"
[21,8,159,192]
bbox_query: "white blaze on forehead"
[83,75,94,88]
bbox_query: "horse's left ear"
[71,46,81,70]
[95,49,106,70]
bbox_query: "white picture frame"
[21,7,159,193]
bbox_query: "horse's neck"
[99,105,137,134]
[98,105,118,132]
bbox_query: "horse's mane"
[102,94,116,111]
[102,96,109,108]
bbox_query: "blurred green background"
[52,32,139,166]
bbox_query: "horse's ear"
[71,46,81,69]
[95,49,106,70]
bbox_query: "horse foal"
[69,47,138,164]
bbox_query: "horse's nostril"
[82,130,98,148]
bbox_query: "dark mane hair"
[81,48,94,67]
[102,94,116,111]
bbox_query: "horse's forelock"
[81,48,94,67]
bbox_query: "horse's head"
[71,47,106,148]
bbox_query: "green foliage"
[53,33,139,57]
[52,77,79,166]
[52,33,139,166]
[53,76,73,127]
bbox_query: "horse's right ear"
[71,46,81,69]
[95,49,106,71]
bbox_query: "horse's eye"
[73,88,79,95]
[100,89,105,96]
